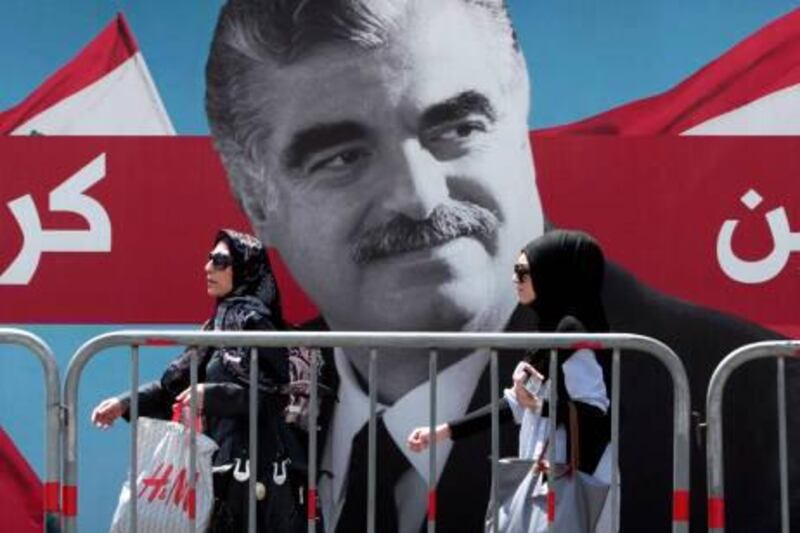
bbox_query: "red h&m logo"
[138,462,198,519]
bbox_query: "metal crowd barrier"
[0,328,62,531]
[481,333,691,533]
[63,330,690,533]
[706,340,800,533]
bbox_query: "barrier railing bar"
[611,348,620,533]
[489,349,500,533]
[65,330,689,353]
[427,348,438,532]
[63,330,689,533]
[0,328,61,530]
[706,340,800,533]
[367,348,377,533]
[130,345,139,533]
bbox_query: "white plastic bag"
[110,416,218,533]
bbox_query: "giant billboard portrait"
[1,1,799,532]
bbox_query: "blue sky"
[1,0,798,133]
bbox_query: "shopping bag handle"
[534,401,580,477]
[172,403,204,433]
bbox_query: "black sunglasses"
[208,252,233,271]
[513,263,531,283]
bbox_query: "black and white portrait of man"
[205,1,796,532]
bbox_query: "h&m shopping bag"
[110,416,218,533]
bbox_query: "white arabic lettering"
[0,153,111,285]
[716,188,800,284]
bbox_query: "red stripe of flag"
[0,426,43,531]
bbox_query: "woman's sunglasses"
[208,252,233,271]
[513,263,531,283]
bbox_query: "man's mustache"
[352,202,499,265]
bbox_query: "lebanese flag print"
[0,13,174,136]
[538,8,800,136]
[0,12,175,531]
[534,8,800,337]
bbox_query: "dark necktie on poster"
[337,416,410,533]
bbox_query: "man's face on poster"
[255,0,543,332]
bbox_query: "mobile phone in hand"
[523,370,542,396]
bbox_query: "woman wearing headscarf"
[91,229,302,532]
[407,230,615,531]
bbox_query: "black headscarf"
[522,229,609,335]
[522,230,612,472]
[212,228,284,330]
[161,229,286,396]
[521,230,612,389]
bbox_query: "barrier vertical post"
[0,329,61,532]
[129,345,139,533]
[247,347,257,533]
[777,357,790,533]
[367,348,378,533]
[490,349,500,533]
[707,341,800,533]
[611,348,621,533]
[547,348,558,530]
[308,342,319,533]
[427,349,438,533]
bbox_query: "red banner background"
[1,136,797,336]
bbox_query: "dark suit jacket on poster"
[604,265,797,533]
[305,309,531,533]
[303,263,795,533]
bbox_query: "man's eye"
[309,148,368,173]
[432,121,488,142]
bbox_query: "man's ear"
[224,164,274,247]
[239,194,273,247]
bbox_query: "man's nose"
[204,260,213,274]
[382,140,449,220]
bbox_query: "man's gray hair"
[206,0,518,232]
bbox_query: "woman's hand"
[535,457,550,474]
[511,361,543,411]
[513,382,541,411]
[175,383,206,412]
[512,361,540,385]
[91,397,125,429]
[407,423,451,453]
